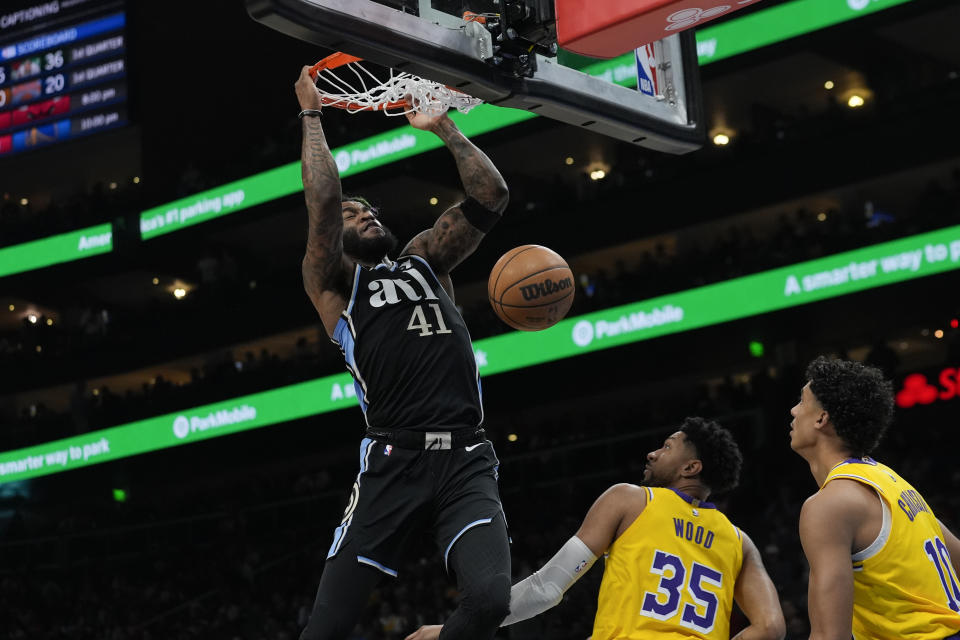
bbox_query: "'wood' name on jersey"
[332,255,483,431]
[593,487,744,640]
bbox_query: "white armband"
[501,535,598,626]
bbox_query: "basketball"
[488,245,575,331]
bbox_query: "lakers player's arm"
[495,484,640,625]
[404,485,636,640]
[401,113,508,294]
[939,519,960,575]
[799,482,870,640]
[576,482,647,554]
[296,66,352,336]
[731,531,786,640]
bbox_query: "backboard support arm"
[247,0,704,154]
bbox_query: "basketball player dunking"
[408,417,786,640]
[294,67,511,640]
[791,357,960,639]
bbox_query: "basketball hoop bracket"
[247,0,704,154]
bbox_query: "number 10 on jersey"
[925,536,960,611]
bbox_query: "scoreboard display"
[0,1,128,158]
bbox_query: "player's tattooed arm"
[433,116,509,214]
[401,114,508,278]
[401,224,470,300]
[296,66,351,335]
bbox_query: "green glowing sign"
[3,222,959,483]
[0,377,354,483]
[5,0,918,274]
[694,0,915,65]
[139,0,918,240]
[139,163,299,240]
[138,107,534,240]
[0,224,113,279]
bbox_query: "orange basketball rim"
[308,51,482,115]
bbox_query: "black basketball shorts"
[325,435,505,577]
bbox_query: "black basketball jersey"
[331,254,483,431]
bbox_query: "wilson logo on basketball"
[519,277,573,301]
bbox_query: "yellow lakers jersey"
[593,487,744,640]
[823,458,960,640]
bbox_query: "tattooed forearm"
[301,116,346,294]
[433,117,508,213]
[403,212,485,276]
[433,211,484,273]
[401,117,508,278]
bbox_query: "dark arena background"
[2,0,959,638]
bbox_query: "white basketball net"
[314,59,483,116]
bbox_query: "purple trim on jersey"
[669,488,716,510]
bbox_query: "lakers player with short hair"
[407,417,786,640]
[791,357,960,640]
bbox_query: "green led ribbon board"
[138,0,917,240]
[694,0,914,64]
[0,224,112,278]
[138,107,535,240]
[3,221,959,483]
